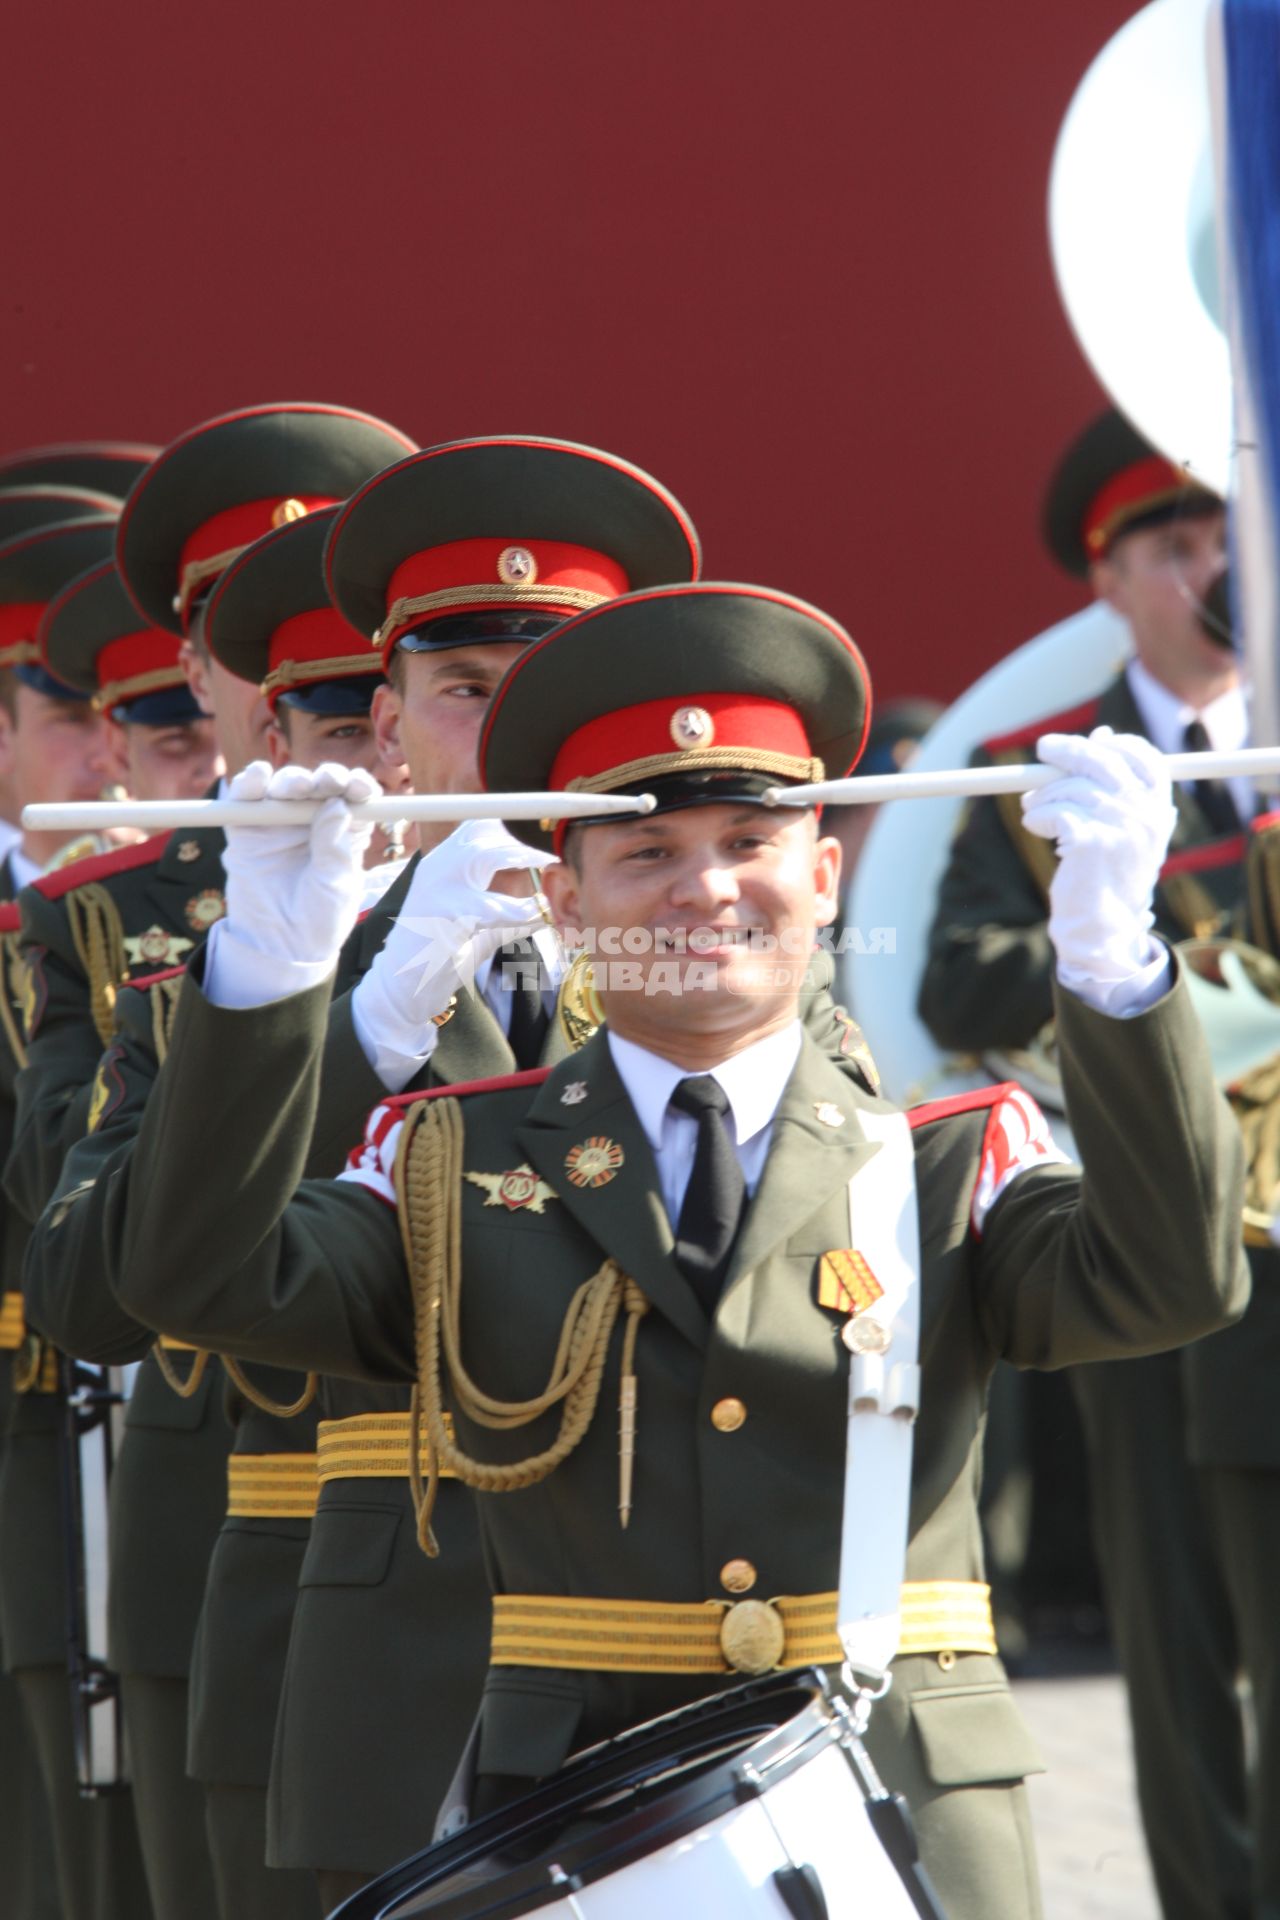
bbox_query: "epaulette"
[124,963,187,991]
[981,696,1102,759]
[31,832,170,900]
[1161,835,1245,880]
[907,1082,1014,1130]
[0,902,20,935]
[380,1066,552,1113]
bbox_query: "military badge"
[463,1165,557,1214]
[176,839,202,863]
[560,1081,588,1105]
[670,704,714,748]
[123,926,193,969]
[816,1248,884,1317]
[184,890,226,934]
[813,1101,845,1128]
[565,1137,624,1188]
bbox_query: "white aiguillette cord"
[835,1108,922,1725]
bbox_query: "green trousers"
[204,1783,321,1920]
[14,1665,153,1920]
[1073,1353,1252,1920]
[120,1674,218,1920]
[0,1656,58,1920]
[1202,1467,1280,1920]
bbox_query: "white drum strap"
[835,1109,921,1690]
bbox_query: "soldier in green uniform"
[7,403,417,1920]
[0,510,153,1920]
[0,474,147,1920]
[919,411,1253,1920]
[34,581,1250,1920]
[36,436,707,1910]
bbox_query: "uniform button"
[937,1649,957,1672]
[720,1558,757,1594]
[711,1396,747,1432]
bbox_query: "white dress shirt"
[1125,657,1252,824]
[607,1021,803,1229]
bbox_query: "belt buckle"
[719,1599,787,1675]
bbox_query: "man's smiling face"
[543,802,842,1062]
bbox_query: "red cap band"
[1083,456,1206,557]
[0,602,44,667]
[551,693,814,791]
[263,608,382,707]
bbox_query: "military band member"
[0,476,139,1920]
[919,411,1254,1920]
[0,511,152,1920]
[35,582,1250,1920]
[9,402,417,1920]
[49,436,705,1908]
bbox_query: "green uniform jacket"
[0,852,72,1671]
[5,825,315,1779]
[35,957,1246,1830]
[5,829,234,1678]
[916,670,1280,1471]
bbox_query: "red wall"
[5,0,1138,705]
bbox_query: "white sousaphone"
[843,0,1280,1141]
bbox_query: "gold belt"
[226,1453,319,1519]
[316,1411,456,1484]
[491,1581,997,1677]
[0,1292,25,1351]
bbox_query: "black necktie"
[500,939,550,1069]
[669,1076,747,1316]
[1182,718,1241,836]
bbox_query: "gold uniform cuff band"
[316,1410,456,1483]
[226,1452,319,1519]
[0,1291,25,1350]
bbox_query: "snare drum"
[334,1670,941,1919]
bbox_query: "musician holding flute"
[920,412,1265,1920]
[25,570,1252,1920]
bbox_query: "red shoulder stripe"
[379,1066,552,1112]
[125,964,187,990]
[1160,834,1244,879]
[32,832,171,900]
[907,1082,1016,1130]
[0,902,20,933]
[982,696,1102,759]
[1252,809,1280,836]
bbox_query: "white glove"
[205,761,380,1010]
[351,817,554,1089]
[1022,726,1176,1017]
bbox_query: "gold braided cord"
[222,1358,318,1420]
[93,667,187,712]
[261,653,381,698]
[176,545,251,622]
[566,747,824,795]
[152,1342,211,1398]
[0,641,40,669]
[1248,821,1280,955]
[373,583,606,647]
[149,975,184,1064]
[396,1096,649,1557]
[65,885,127,1049]
[0,935,28,1069]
